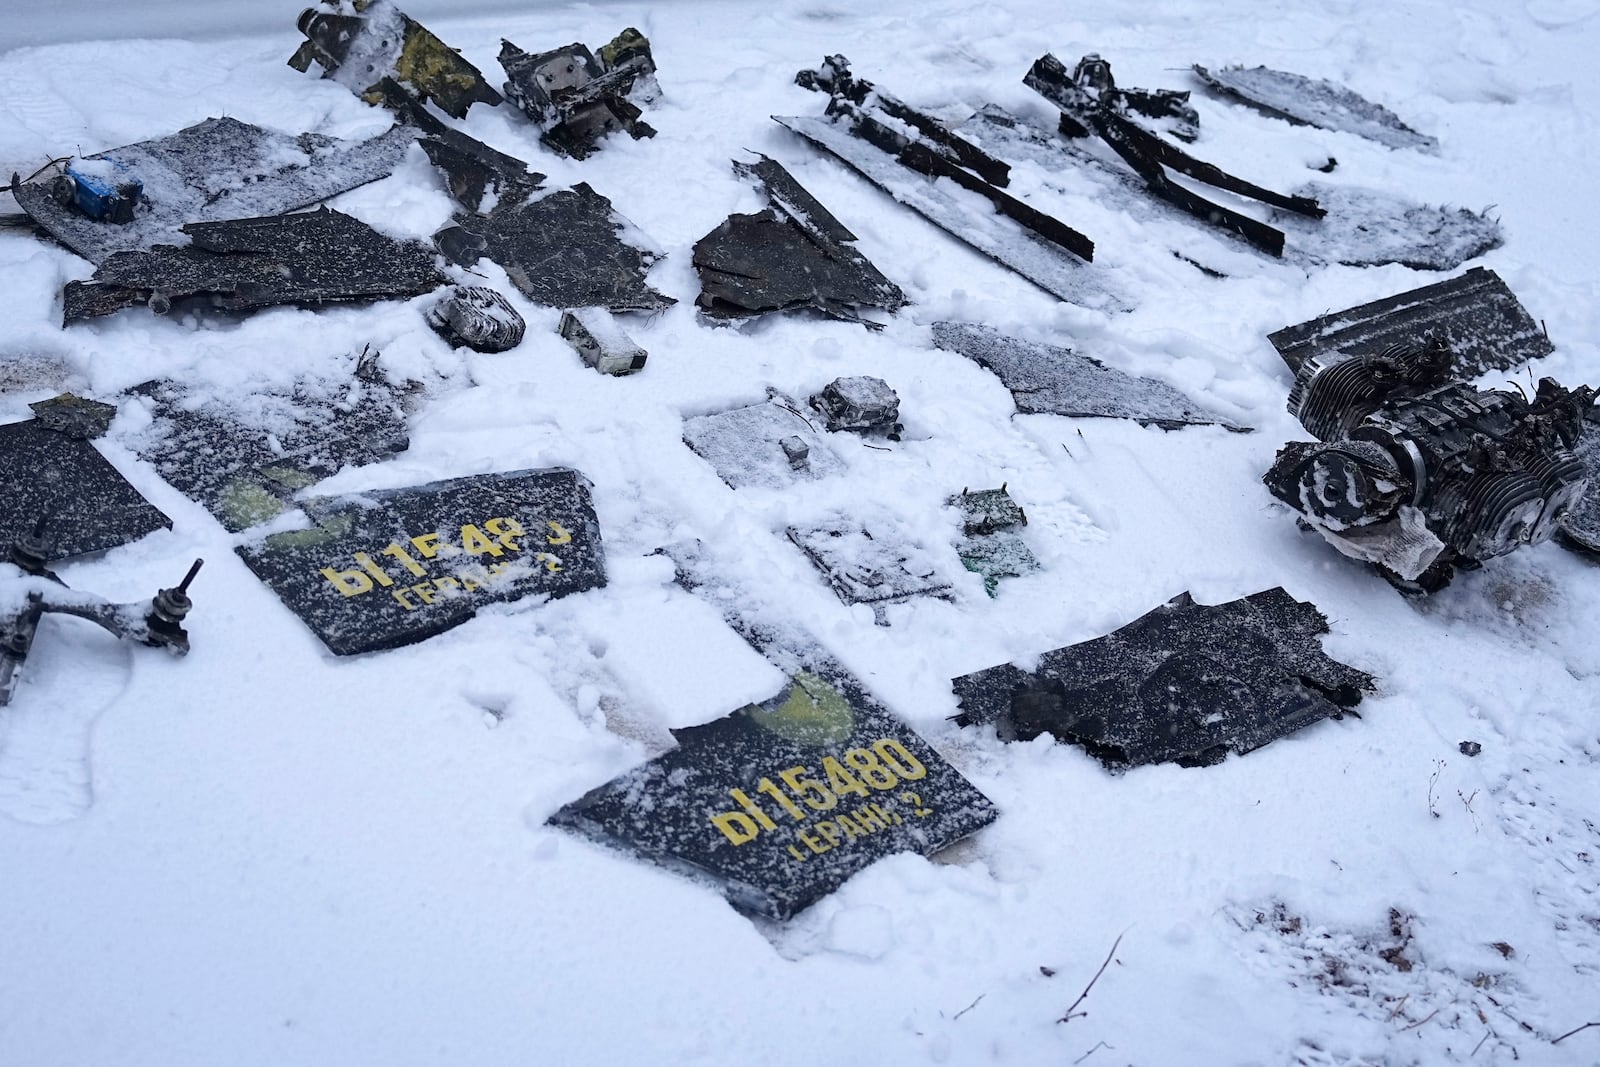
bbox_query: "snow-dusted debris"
[426,286,525,353]
[682,391,847,489]
[236,468,606,656]
[787,520,955,624]
[953,587,1373,766]
[1194,64,1440,152]
[499,28,658,159]
[9,117,413,265]
[557,308,647,374]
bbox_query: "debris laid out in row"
[289,0,503,119]
[1192,64,1439,152]
[693,156,906,325]
[8,116,412,264]
[1265,337,1593,592]
[427,286,527,353]
[950,485,1039,596]
[500,28,660,159]
[808,376,902,439]
[0,400,171,564]
[558,309,648,375]
[953,587,1374,767]
[126,350,411,532]
[1027,53,1324,258]
[420,125,675,313]
[62,206,447,324]
[236,467,607,655]
[1269,267,1552,379]
[787,520,954,625]
[2,551,201,708]
[931,321,1246,430]
[959,104,1499,274]
[683,390,847,490]
[547,539,997,921]
[780,55,1125,311]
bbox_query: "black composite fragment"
[931,321,1246,430]
[7,116,413,264]
[1193,65,1438,152]
[0,417,171,564]
[1268,267,1552,378]
[693,156,905,324]
[127,360,411,533]
[62,207,447,323]
[952,587,1374,768]
[546,539,997,921]
[288,0,503,119]
[28,393,117,439]
[499,29,659,159]
[236,468,606,656]
[1025,53,1322,258]
[787,520,954,624]
[808,376,902,438]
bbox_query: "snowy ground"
[3,1,1600,1064]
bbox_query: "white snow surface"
[3,2,1600,1064]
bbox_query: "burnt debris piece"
[1269,267,1552,379]
[1557,407,1600,556]
[1193,65,1438,152]
[547,539,999,920]
[499,28,659,159]
[62,207,447,324]
[288,0,503,119]
[28,393,117,439]
[953,587,1374,768]
[958,104,1499,274]
[788,520,954,625]
[1266,338,1594,592]
[932,321,1246,430]
[236,467,606,656]
[781,55,1123,311]
[420,128,674,313]
[2,555,201,708]
[808,376,902,438]
[1026,53,1323,258]
[426,286,526,352]
[8,116,413,265]
[0,412,171,565]
[128,353,411,533]
[683,391,847,490]
[559,309,648,375]
[951,485,1039,596]
[693,156,906,325]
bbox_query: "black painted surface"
[236,468,606,655]
[0,419,170,563]
[549,540,998,920]
[953,588,1374,768]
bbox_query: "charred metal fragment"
[1193,65,1438,152]
[499,29,658,159]
[558,309,647,375]
[952,587,1374,768]
[787,520,954,625]
[288,0,503,119]
[931,321,1246,430]
[61,207,446,323]
[426,286,526,352]
[950,485,1039,597]
[548,539,997,921]
[1026,53,1322,257]
[2,556,201,708]
[1269,267,1550,379]
[693,156,905,324]
[8,116,413,264]
[415,125,545,213]
[784,56,1119,310]
[808,376,902,438]
[1266,339,1594,591]
[129,355,411,532]
[0,418,171,564]
[683,391,847,490]
[1557,408,1600,555]
[28,394,116,439]
[236,468,606,655]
